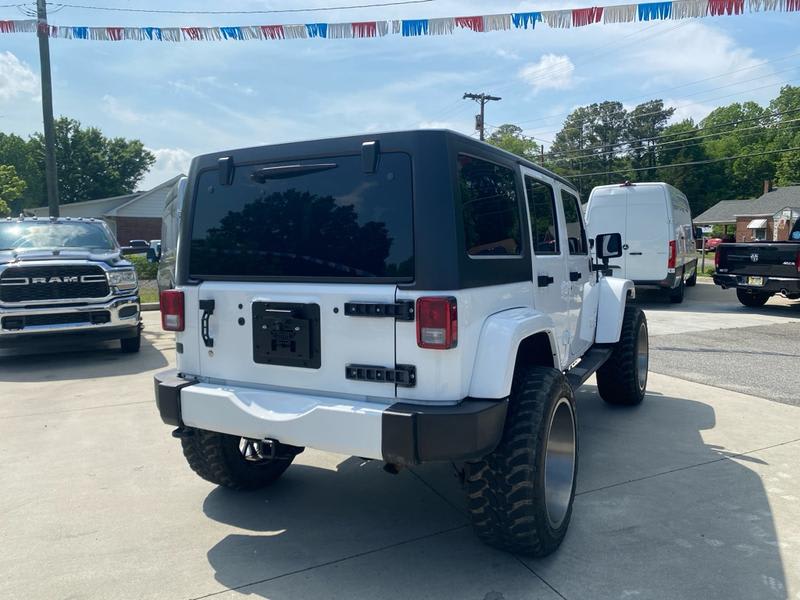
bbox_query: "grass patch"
[140,287,159,304]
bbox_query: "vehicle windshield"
[0,221,116,252]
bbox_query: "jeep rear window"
[189,153,414,280]
[457,155,521,257]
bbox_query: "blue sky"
[0,0,798,189]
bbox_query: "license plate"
[747,276,764,286]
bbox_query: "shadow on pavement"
[0,327,170,381]
[199,390,787,599]
[633,286,800,316]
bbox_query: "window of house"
[525,176,560,255]
[753,228,767,241]
[458,155,522,257]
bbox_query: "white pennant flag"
[484,14,511,31]
[672,0,709,18]
[428,17,455,35]
[603,4,637,23]
[542,10,572,28]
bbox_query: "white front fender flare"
[468,308,559,400]
[595,276,635,344]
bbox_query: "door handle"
[199,299,215,348]
[629,252,642,255]
[537,275,554,287]
[569,271,582,282]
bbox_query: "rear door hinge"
[346,364,416,387]
[344,300,414,321]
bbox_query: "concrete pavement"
[1,295,798,599]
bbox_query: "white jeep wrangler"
[154,130,648,557]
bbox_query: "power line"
[527,77,798,141]
[47,0,436,14]
[547,111,800,163]
[566,146,800,178]
[511,50,800,130]
[463,92,501,141]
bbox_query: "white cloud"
[140,147,192,190]
[0,51,38,101]
[101,95,144,123]
[518,54,576,93]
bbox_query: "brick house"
[694,182,800,242]
[28,175,184,245]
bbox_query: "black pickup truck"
[714,216,800,307]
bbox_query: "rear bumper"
[713,274,800,294]
[154,369,507,466]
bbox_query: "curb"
[142,303,160,312]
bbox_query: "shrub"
[128,254,158,280]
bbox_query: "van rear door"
[183,152,415,400]
[624,186,670,282]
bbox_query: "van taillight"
[160,290,185,331]
[416,297,457,349]
[668,240,677,269]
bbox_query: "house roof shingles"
[694,185,800,224]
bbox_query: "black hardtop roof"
[191,129,577,192]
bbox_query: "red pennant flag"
[708,0,744,15]
[787,0,800,10]
[572,7,604,26]
[0,20,15,33]
[455,16,484,32]
[260,25,284,39]
[352,21,378,37]
[182,27,202,41]
[107,27,123,41]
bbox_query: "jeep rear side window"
[561,190,588,255]
[188,153,414,280]
[525,177,560,255]
[457,155,521,257]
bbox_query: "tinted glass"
[561,190,588,255]
[0,222,115,251]
[525,177,559,255]
[189,153,414,279]
[458,155,521,257]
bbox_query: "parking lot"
[1,281,798,600]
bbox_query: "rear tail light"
[715,247,721,270]
[795,250,800,274]
[160,290,185,331]
[668,240,677,269]
[416,297,457,349]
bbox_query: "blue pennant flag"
[306,23,328,38]
[143,27,162,40]
[637,1,673,20]
[512,12,542,29]
[221,26,244,40]
[72,26,88,39]
[402,19,428,36]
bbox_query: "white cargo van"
[585,182,697,303]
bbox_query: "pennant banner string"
[0,0,797,42]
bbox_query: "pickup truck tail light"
[416,297,457,349]
[668,240,677,269]
[160,290,185,331]
[715,246,721,270]
[795,250,800,274]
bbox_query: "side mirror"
[595,232,622,260]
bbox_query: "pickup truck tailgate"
[717,243,800,278]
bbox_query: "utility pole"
[37,0,59,217]
[463,92,501,141]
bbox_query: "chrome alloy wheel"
[636,321,649,392]
[544,397,576,529]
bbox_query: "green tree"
[486,124,540,162]
[0,164,26,217]
[27,117,155,206]
[549,101,630,196]
[0,133,42,213]
[626,100,675,181]
[768,85,800,186]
